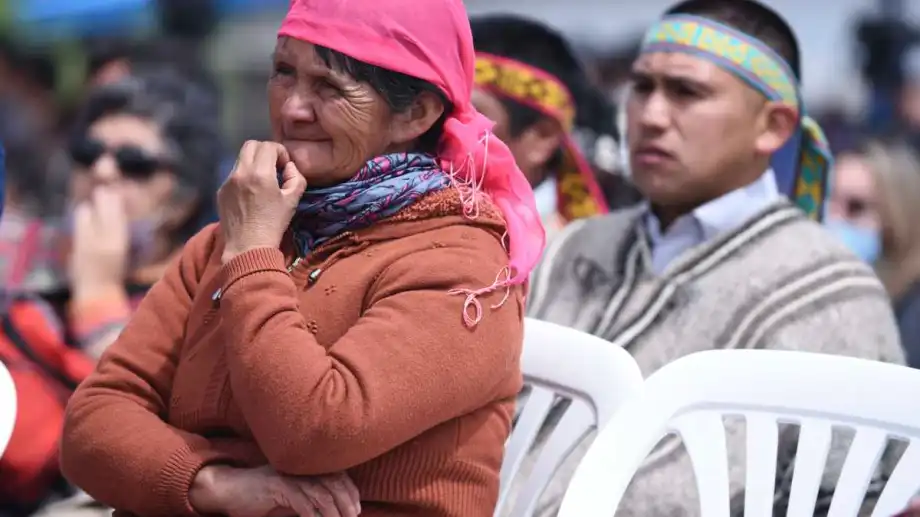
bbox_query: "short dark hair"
[470,15,589,138]
[313,46,452,155]
[72,67,223,245]
[13,47,57,92]
[665,0,802,80]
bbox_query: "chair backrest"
[0,360,16,457]
[558,349,920,517]
[496,318,643,517]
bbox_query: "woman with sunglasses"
[826,137,920,369]
[61,67,221,358]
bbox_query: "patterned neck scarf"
[289,152,449,256]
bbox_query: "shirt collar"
[645,169,781,244]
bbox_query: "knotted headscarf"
[279,0,545,284]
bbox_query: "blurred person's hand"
[189,465,361,517]
[70,186,130,299]
[218,141,307,265]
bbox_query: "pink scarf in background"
[278,0,546,287]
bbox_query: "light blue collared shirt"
[645,170,782,274]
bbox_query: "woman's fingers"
[301,482,343,517]
[333,473,360,514]
[317,474,360,516]
[273,142,292,169]
[280,162,307,198]
[237,140,259,167]
[279,481,320,517]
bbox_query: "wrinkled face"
[626,52,795,208]
[268,38,399,187]
[828,153,880,232]
[70,113,178,224]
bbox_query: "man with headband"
[470,15,611,235]
[522,0,905,515]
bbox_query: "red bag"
[0,298,94,507]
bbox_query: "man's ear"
[755,102,798,156]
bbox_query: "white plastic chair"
[558,349,920,517]
[496,318,643,517]
[0,361,16,458]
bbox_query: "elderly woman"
[59,1,543,517]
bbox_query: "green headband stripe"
[642,14,799,108]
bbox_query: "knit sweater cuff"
[221,247,287,294]
[152,443,228,517]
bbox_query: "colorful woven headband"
[474,52,609,222]
[641,14,832,220]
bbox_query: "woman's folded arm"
[60,225,250,517]
[219,227,524,475]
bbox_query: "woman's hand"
[218,141,307,265]
[70,186,130,299]
[189,465,361,517]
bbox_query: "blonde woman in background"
[827,137,920,368]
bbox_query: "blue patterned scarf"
[289,152,449,256]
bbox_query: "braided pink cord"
[444,132,517,328]
[445,132,491,220]
[448,266,513,327]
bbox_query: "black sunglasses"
[69,138,171,180]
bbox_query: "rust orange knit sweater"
[60,190,524,517]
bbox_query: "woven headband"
[474,52,609,221]
[641,14,832,220]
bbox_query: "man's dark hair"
[15,49,57,93]
[0,36,56,92]
[155,0,219,41]
[665,0,802,80]
[470,15,590,138]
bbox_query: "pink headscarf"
[278,0,545,286]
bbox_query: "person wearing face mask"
[50,66,221,359]
[825,146,884,263]
[826,138,920,369]
[470,15,610,237]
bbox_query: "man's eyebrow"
[630,69,711,89]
